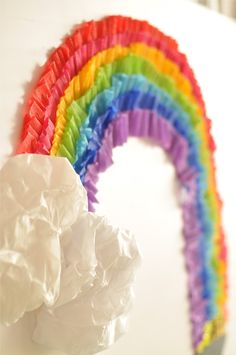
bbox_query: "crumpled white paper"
[0,154,141,355]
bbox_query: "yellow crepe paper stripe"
[51,43,203,156]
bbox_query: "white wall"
[0,1,235,354]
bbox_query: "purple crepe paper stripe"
[84,109,196,206]
[82,108,206,347]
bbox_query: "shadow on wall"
[196,336,226,355]
[193,0,236,19]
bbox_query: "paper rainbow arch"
[16,16,227,353]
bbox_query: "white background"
[0,1,235,354]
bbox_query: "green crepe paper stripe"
[58,54,207,159]
[54,55,217,226]
[57,54,211,194]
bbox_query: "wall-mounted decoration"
[0,15,227,355]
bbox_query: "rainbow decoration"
[16,16,227,353]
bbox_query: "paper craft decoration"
[0,154,141,355]
[15,15,227,354]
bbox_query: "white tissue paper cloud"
[0,154,141,355]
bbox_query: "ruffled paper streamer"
[17,16,208,155]
[55,57,204,161]
[81,108,209,348]
[51,45,202,155]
